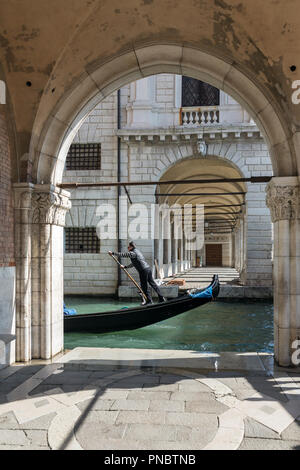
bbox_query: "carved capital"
[32,189,71,226]
[266,178,300,222]
[14,183,71,226]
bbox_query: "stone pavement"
[0,348,300,450]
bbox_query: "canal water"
[64,296,274,353]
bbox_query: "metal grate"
[182,77,220,107]
[65,227,100,253]
[65,143,101,171]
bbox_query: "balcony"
[181,106,219,126]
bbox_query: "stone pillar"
[14,184,33,362]
[171,222,178,275]
[266,177,300,366]
[158,212,164,277]
[14,184,71,361]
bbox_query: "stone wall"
[0,106,14,267]
[62,75,274,293]
[0,106,15,366]
[63,92,119,295]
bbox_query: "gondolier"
[64,275,220,333]
[109,241,166,305]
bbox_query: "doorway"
[206,244,222,266]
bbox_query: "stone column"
[171,221,178,275]
[14,184,71,361]
[14,184,34,362]
[266,177,300,366]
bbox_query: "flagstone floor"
[0,348,300,450]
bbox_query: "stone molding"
[116,124,263,143]
[14,184,71,226]
[266,177,300,223]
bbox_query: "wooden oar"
[109,252,148,303]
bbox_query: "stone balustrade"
[181,106,219,126]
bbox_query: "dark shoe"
[141,299,153,306]
[158,297,166,303]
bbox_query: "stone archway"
[31,45,297,184]
[15,44,300,366]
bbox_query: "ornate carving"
[266,182,300,222]
[31,190,71,226]
[196,140,207,156]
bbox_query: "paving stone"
[281,421,300,441]
[76,422,127,449]
[175,422,218,445]
[239,438,300,450]
[170,391,214,402]
[114,376,160,388]
[219,377,288,402]
[166,411,218,427]
[190,424,218,444]
[3,374,29,385]
[0,384,17,394]
[110,399,150,411]
[17,366,44,376]
[81,410,119,424]
[29,384,66,396]
[124,423,178,442]
[185,399,228,414]
[178,381,212,392]
[21,412,57,430]
[142,383,179,392]
[43,371,93,385]
[149,399,184,412]
[25,429,48,447]
[0,395,7,405]
[127,390,171,401]
[0,429,29,446]
[100,390,129,400]
[159,374,190,384]
[244,417,280,440]
[0,411,19,430]
[89,371,120,380]
[0,444,50,450]
[116,411,165,425]
[77,398,114,411]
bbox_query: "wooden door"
[205,244,222,266]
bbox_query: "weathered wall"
[0,105,15,366]
[0,107,14,267]
[0,0,299,182]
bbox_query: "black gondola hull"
[64,275,219,333]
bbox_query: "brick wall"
[0,106,14,267]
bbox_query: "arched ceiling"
[0,0,300,181]
[157,156,246,233]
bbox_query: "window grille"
[65,143,101,170]
[65,227,100,253]
[182,77,220,107]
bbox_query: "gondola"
[64,274,220,333]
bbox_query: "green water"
[64,296,274,353]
